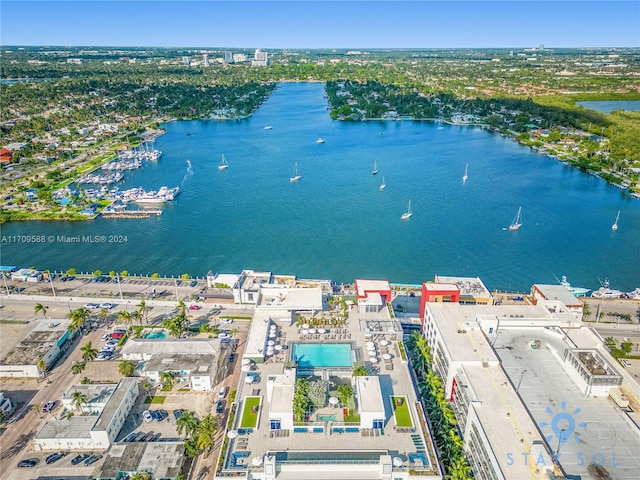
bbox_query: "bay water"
[2,82,639,292]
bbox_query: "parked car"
[150,432,161,442]
[216,400,224,414]
[42,400,56,412]
[101,333,112,341]
[228,353,236,362]
[84,303,100,309]
[84,454,102,466]
[190,280,198,287]
[173,409,183,420]
[141,431,155,442]
[123,432,137,442]
[151,410,163,421]
[142,410,153,422]
[18,458,39,468]
[188,304,201,310]
[220,318,233,324]
[45,452,66,464]
[100,303,116,309]
[111,332,124,340]
[114,329,126,334]
[133,431,147,442]
[71,453,90,465]
[105,339,119,347]
[218,386,227,400]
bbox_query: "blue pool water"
[292,343,353,368]
[145,330,168,339]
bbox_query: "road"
[0,326,105,480]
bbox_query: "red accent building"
[419,283,461,321]
[354,279,392,313]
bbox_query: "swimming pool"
[292,343,352,368]
[145,330,168,339]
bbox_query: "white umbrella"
[267,340,275,346]
[369,356,378,363]
[275,344,283,351]
[318,328,326,334]
[329,396,339,405]
[380,340,389,346]
[366,341,375,347]
[367,346,376,352]
[301,329,309,335]
[252,456,264,467]
[308,328,316,334]
[241,365,250,372]
[393,457,403,467]
[268,332,276,338]
[227,430,238,439]
[382,354,392,360]
[270,325,277,330]
[365,333,373,338]
[242,358,251,365]
[302,323,310,329]
[245,376,254,383]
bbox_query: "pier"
[101,209,162,219]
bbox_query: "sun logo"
[539,400,587,446]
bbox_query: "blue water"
[577,100,640,114]
[145,330,168,339]
[1,82,639,292]
[292,343,353,368]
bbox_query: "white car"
[84,303,100,309]
[220,318,233,325]
[142,410,153,422]
[218,333,231,340]
[100,303,116,309]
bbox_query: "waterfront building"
[218,284,441,479]
[0,319,73,378]
[355,279,392,314]
[421,300,640,480]
[433,275,493,305]
[34,378,138,451]
[530,283,585,320]
[120,337,232,391]
[10,268,42,282]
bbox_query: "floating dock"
[101,209,162,219]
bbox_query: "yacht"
[591,278,623,299]
[508,207,522,231]
[316,138,325,144]
[558,276,591,297]
[401,199,413,220]
[290,162,301,182]
[218,153,229,170]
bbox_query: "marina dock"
[101,209,162,219]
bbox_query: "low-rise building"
[530,283,584,320]
[433,275,493,305]
[120,338,231,391]
[95,441,185,479]
[34,378,138,451]
[10,268,42,282]
[0,319,73,378]
[355,279,392,313]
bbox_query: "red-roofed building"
[419,283,461,320]
[0,148,12,163]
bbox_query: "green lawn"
[144,395,166,404]
[240,396,261,428]
[391,395,413,427]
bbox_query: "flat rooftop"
[356,279,391,296]
[35,416,96,440]
[257,286,323,311]
[1,319,71,366]
[96,441,184,479]
[533,284,583,306]
[434,275,491,298]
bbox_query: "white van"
[218,386,227,400]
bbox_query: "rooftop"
[96,441,184,479]
[1,319,71,366]
[434,275,491,299]
[532,284,584,306]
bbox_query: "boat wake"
[181,159,194,186]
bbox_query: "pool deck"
[227,304,438,477]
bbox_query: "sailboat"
[401,199,413,220]
[372,160,378,175]
[290,162,301,182]
[612,210,620,231]
[508,207,522,231]
[462,163,468,183]
[218,154,228,170]
[379,176,386,190]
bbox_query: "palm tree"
[116,310,132,331]
[131,310,141,326]
[97,307,110,326]
[36,358,50,383]
[159,370,175,390]
[33,402,43,418]
[68,308,90,334]
[81,342,99,362]
[71,361,86,375]
[163,318,184,338]
[129,473,151,480]
[137,299,150,324]
[118,360,136,377]
[71,390,88,412]
[176,410,199,437]
[34,303,48,319]
[196,413,218,452]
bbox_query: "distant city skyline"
[1,1,638,49]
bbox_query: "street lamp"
[516,369,527,393]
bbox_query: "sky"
[1,1,639,49]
